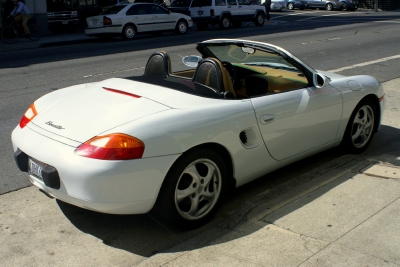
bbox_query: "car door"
[125,4,154,32]
[149,4,175,30]
[237,0,253,20]
[226,0,240,19]
[251,79,342,161]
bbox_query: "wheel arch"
[219,11,232,20]
[122,23,137,33]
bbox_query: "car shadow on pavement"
[57,124,399,258]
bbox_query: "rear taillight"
[76,134,145,160]
[19,103,38,129]
[103,16,112,25]
[210,9,215,16]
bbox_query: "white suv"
[189,0,266,30]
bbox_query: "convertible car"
[12,39,385,228]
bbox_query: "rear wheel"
[1,25,18,44]
[152,149,227,229]
[325,3,333,10]
[176,20,188,34]
[254,12,265,26]
[287,2,294,10]
[341,99,377,153]
[219,15,231,29]
[122,24,136,40]
[196,22,208,31]
[28,24,41,41]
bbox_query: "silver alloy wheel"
[178,21,187,34]
[124,25,135,39]
[174,158,222,220]
[326,3,333,10]
[351,105,374,148]
[257,14,264,24]
[288,3,294,9]
[222,17,230,28]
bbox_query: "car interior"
[136,47,311,100]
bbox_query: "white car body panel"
[11,39,385,217]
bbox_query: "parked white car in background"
[85,3,192,39]
[270,0,287,11]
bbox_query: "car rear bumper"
[11,124,180,214]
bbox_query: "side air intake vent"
[239,127,261,149]
[239,131,247,144]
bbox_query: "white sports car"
[12,39,385,228]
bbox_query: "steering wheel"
[221,61,236,83]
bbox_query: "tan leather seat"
[192,58,236,97]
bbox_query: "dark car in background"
[46,0,80,31]
[168,0,192,16]
[340,0,358,10]
[286,0,307,10]
[306,0,342,10]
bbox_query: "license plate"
[28,158,44,181]
[198,11,203,15]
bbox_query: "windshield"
[101,5,126,14]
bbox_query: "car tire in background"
[254,12,265,26]
[122,24,136,40]
[287,2,294,9]
[341,98,377,154]
[325,3,333,10]
[151,148,227,229]
[219,15,231,29]
[175,19,188,34]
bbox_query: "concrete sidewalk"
[0,79,399,266]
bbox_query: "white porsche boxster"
[12,39,385,228]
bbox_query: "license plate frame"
[28,157,45,181]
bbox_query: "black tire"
[196,22,208,31]
[254,12,265,26]
[151,149,227,229]
[341,2,347,10]
[325,3,333,10]
[175,19,188,34]
[232,21,242,28]
[28,24,41,41]
[1,25,18,44]
[122,24,136,40]
[341,99,377,154]
[219,15,231,29]
[287,2,294,10]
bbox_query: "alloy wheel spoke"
[176,186,197,203]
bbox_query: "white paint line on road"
[374,20,400,24]
[328,55,400,73]
[83,67,145,78]
[297,12,352,21]
[271,11,316,20]
[302,37,341,44]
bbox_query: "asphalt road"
[1,9,399,196]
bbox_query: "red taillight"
[76,134,145,160]
[210,9,215,16]
[19,103,38,128]
[103,16,112,25]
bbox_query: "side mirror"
[182,55,202,67]
[313,73,329,88]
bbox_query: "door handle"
[260,114,274,124]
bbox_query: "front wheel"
[341,99,376,154]
[1,25,18,44]
[175,20,188,34]
[152,149,227,229]
[28,24,41,41]
[325,3,333,10]
[254,12,265,26]
[122,24,136,40]
[287,2,294,10]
